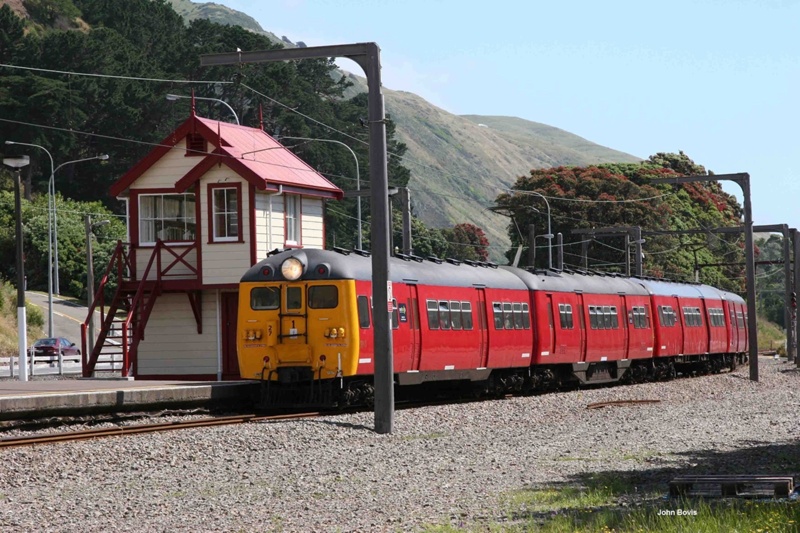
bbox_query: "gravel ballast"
[1,357,799,532]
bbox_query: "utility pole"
[201,43,395,433]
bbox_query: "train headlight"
[281,257,304,280]
[329,328,338,339]
[338,327,345,338]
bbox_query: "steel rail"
[0,412,321,449]
[586,399,662,410]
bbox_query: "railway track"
[0,411,323,449]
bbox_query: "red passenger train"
[237,248,747,406]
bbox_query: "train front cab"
[237,277,361,403]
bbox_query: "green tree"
[441,223,490,262]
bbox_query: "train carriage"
[238,248,747,407]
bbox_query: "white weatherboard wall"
[199,167,251,285]
[137,292,219,376]
[301,197,324,249]
[254,190,286,260]
[134,140,195,189]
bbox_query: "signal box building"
[82,108,342,380]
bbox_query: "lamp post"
[85,215,109,360]
[279,136,362,249]
[3,141,108,337]
[4,154,30,381]
[166,94,240,125]
[513,190,552,269]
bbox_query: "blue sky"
[219,0,799,231]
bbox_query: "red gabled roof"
[110,115,343,200]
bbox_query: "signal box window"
[211,186,240,242]
[308,286,338,309]
[139,193,195,244]
[285,195,301,246]
[251,287,279,310]
[357,295,371,328]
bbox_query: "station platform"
[0,379,258,420]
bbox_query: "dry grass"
[0,281,44,357]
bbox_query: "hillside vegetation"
[0,282,43,357]
[159,0,641,257]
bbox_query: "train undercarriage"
[256,352,748,409]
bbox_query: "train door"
[476,288,489,367]
[221,292,240,380]
[545,294,556,358]
[395,284,421,372]
[727,301,738,352]
[620,295,630,360]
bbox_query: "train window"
[522,303,531,329]
[450,301,462,330]
[659,305,676,327]
[737,311,745,328]
[578,305,585,330]
[493,302,503,329]
[427,300,440,330]
[631,306,648,329]
[308,286,338,309]
[709,308,724,327]
[601,306,611,329]
[558,303,574,330]
[682,307,692,327]
[503,303,514,329]
[512,303,523,329]
[286,287,302,310]
[462,301,474,330]
[610,306,619,329]
[439,301,451,330]
[357,296,371,328]
[251,287,280,310]
[589,306,598,329]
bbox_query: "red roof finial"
[190,88,196,117]
[259,104,264,131]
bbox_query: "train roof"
[241,248,528,290]
[242,248,746,304]
[506,267,652,296]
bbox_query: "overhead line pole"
[649,173,758,381]
[200,43,395,434]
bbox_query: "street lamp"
[3,154,30,381]
[85,215,109,361]
[279,136,362,249]
[512,190,552,269]
[4,141,108,337]
[166,94,240,125]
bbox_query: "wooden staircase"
[81,240,198,378]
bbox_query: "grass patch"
[425,477,800,533]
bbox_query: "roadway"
[0,292,104,378]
